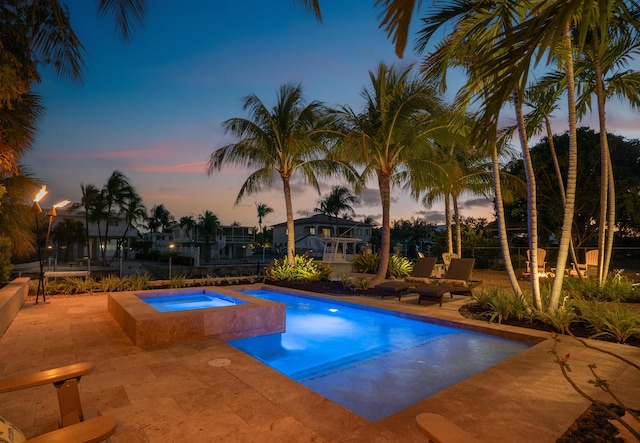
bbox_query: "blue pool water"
[228,288,532,421]
[139,290,246,312]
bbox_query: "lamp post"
[32,186,48,303]
[168,243,175,279]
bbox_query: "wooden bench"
[44,270,91,282]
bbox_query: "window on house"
[321,228,331,237]
[309,227,316,235]
[108,219,119,227]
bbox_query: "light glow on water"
[228,288,532,422]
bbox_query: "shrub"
[579,302,640,344]
[0,237,13,282]
[340,274,370,291]
[351,252,379,274]
[264,255,330,282]
[169,274,189,288]
[387,255,413,278]
[469,288,530,324]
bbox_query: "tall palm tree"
[71,183,101,262]
[100,171,136,265]
[51,218,85,261]
[198,210,220,262]
[147,204,174,233]
[334,62,451,282]
[179,215,197,243]
[207,83,354,263]
[255,203,274,262]
[314,185,357,236]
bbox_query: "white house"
[271,214,373,257]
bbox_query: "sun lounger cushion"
[437,279,468,287]
[404,276,433,284]
[0,416,26,442]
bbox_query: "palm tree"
[198,210,220,262]
[72,183,101,262]
[179,215,197,243]
[147,204,174,234]
[0,172,41,259]
[207,83,354,263]
[314,185,357,236]
[255,203,274,262]
[99,171,136,265]
[334,62,451,282]
[51,218,85,261]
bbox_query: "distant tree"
[198,211,220,262]
[179,216,197,244]
[52,218,85,261]
[314,186,357,236]
[147,204,174,233]
[256,202,274,261]
[207,83,355,263]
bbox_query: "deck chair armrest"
[467,280,482,290]
[415,413,481,443]
[0,362,93,394]
[27,415,116,443]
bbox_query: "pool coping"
[108,286,286,346]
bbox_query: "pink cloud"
[131,162,208,173]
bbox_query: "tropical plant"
[0,236,12,282]
[333,62,451,282]
[51,218,85,261]
[179,215,197,244]
[255,202,274,262]
[387,255,413,278]
[314,185,358,236]
[169,274,189,288]
[264,255,331,282]
[207,83,355,263]
[351,252,380,274]
[340,274,371,291]
[198,210,220,262]
[147,204,174,233]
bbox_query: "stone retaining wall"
[0,277,29,336]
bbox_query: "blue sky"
[24,1,640,228]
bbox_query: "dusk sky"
[24,1,640,229]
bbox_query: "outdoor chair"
[415,413,481,443]
[574,249,599,277]
[524,248,547,277]
[0,361,116,442]
[413,258,482,306]
[441,252,459,272]
[374,257,437,300]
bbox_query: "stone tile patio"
[1,284,639,442]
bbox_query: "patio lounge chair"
[415,413,481,443]
[574,249,599,277]
[374,257,437,300]
[413,258,481,306]
[0,361,116,442]
[524,248,547,277]
[441,252,459,272]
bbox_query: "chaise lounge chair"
[374,257,437,300]
[413,258,482,306]
[0,361,116,442]
[524,248,547,278]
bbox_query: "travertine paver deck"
[0,284,639,442]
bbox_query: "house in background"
[271,214,373,258]
[170,223,255,261]
[48,210,140,263]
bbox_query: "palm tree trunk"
[549,25,579,310]
[376,172,392,282]
[283,177,296,263]
[514,88,541,310]
[445,196,453,254]
[453,195,462,256]
[592,33,615,285]
[545,117,581,277]
[490,140,521,295]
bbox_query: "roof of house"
[271,214,372,228]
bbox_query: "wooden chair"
[525,248,547,277]
[0,362,116,442]
[574,249,599,277]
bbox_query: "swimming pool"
[228,288,532,422]
[139,291,247,312]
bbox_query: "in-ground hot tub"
[108,287,285,346]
